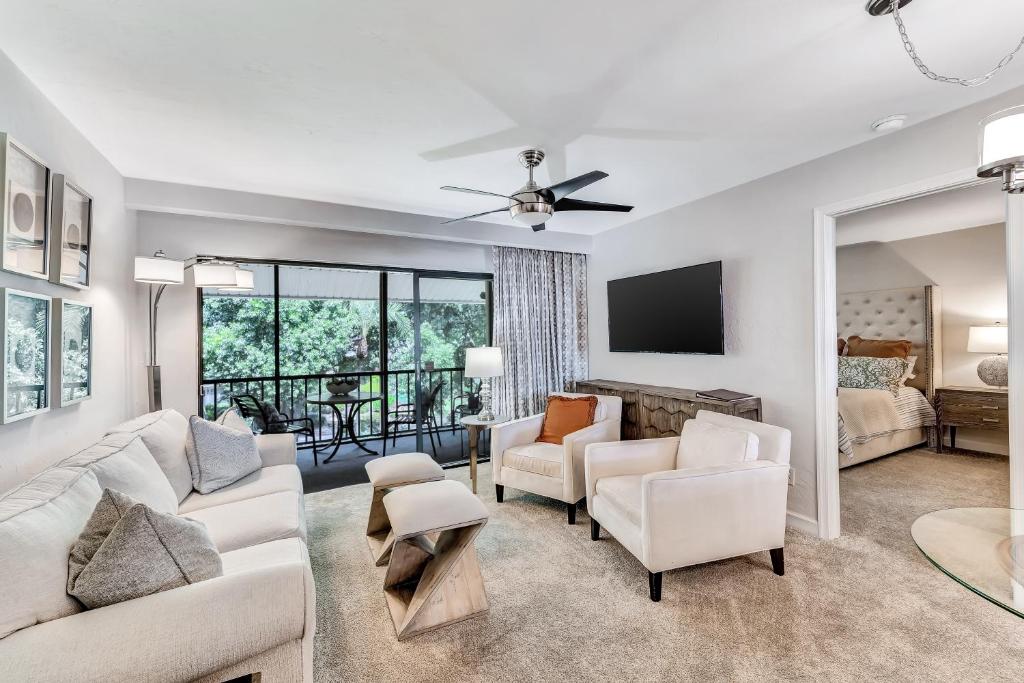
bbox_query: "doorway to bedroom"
[830,181,1011,539]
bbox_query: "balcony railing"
[201,368,474,448]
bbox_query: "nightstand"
[935,386,1008,454]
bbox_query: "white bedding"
[838,386,936,459]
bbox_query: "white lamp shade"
[978,105,1024,176]
[134,255,184,284]
[193,263,240,288]
[464,346,503,378]
[219,268,255,292]
[968,325,1008,354]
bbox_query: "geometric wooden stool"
[381,480,489,641]
[364,453,444,566]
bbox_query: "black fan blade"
[531,222,546,232]
[553,198,633,213]
[441,185,518,201]
[441,207,508,224]
[542,171,609,201]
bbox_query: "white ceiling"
[2,0,1023,235]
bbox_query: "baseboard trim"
[786,511,819,537]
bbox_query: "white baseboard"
[786,510,819,537]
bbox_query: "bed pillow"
[846,335,912,359]
[900,355,918,386]
[838,356,909,396]
[838,338,847,356]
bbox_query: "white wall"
[837,224,1008,455]
[135,211,492,419]
[588,84,1024,525]
[0,52,136,492]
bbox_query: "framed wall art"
[49,175,92,289]
[52,298,92,407]
[1,133,51,280]
[1,287,51,423]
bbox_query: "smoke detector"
[871,114,907,134]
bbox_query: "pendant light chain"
[891,0,1024,87]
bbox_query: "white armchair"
[584,410,791,601]
[491,393,622,524]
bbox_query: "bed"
[837,286,942,468]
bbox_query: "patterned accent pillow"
[838,356,909,396]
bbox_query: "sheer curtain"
[492,246,588,418]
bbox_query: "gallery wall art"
[1,287,51,423]
[49,175,92,289]
[53,298,92,407]
[1,134,50,280]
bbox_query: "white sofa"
[0,409,315,682]
[585,410,791,601]
[490,393,622,524]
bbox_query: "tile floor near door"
[304,447,1020,681]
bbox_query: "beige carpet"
[305,449,1021,681]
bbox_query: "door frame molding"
[812,167,1022,539]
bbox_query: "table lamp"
[968,324,1008,388]
[464,346,503,421]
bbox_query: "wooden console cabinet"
[572,379,762,440]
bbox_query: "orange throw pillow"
[846,335,912,359]
[536,395,598,445]
[838,338,846,356]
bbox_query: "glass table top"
[911,507,1024,618]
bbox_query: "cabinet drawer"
[941,400,1007,428]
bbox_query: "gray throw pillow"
[185,415,262,494]
[67,489,222,609]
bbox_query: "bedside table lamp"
[968,324,1008,388]
[464,346,503,421]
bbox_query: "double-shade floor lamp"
[134,251,254,412]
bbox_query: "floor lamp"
[134,252,254,412]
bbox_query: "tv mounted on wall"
[607,260,724,355]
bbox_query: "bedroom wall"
[0,51,137,492]
[588,84,1024,528]
[134,211,493,419]
[837,223,1008,455]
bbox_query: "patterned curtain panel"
[492,246,588,419]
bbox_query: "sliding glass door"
[198,263,491,466]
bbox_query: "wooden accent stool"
[381,480,490,641]
[364,453,444,566]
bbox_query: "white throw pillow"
[185,416,262,494]
[676,419,759,470]
[217,407,252,433]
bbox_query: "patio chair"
[384,378,445,457]
[232,394,319,466]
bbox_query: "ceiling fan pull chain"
[891,0,1024,87]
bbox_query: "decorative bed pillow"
[900,355,918,385]
[185,415,262,494]
[676,420,759,470]
[838,356,909,396]
[67,489,222,609]
[536,395,598,445]
[846,335,912,359]
[838,338,847,356]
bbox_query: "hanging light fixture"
[978,106,1024,193]
[868,0,1024,88]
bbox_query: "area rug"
[305,449,1020,681]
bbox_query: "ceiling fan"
[440,149,633,232]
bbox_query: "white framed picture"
[1,134,51,280]
[1,287,51,423]
[53,298,92,407]
[49,175,92,289]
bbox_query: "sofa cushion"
[0,466,102,639]
[108,410,192,503]
[180,490,306,553]
[61,433,178,515]
[676,419,759,470]
[177,465,303,514]
[595,474,643,526]
[503,442,564,478]
[67,489,222,609]
[185,416,263,495]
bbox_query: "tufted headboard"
[837,286,943,401]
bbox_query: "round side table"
[460,415,509,494]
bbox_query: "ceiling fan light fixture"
[510,203,553,227]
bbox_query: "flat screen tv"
[607,261,724,355]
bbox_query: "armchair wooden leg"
[495,484,504,503]
[590,519,600,541]
[567,501,576,525]
[648,571,662,602]
[769,547,785,576]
